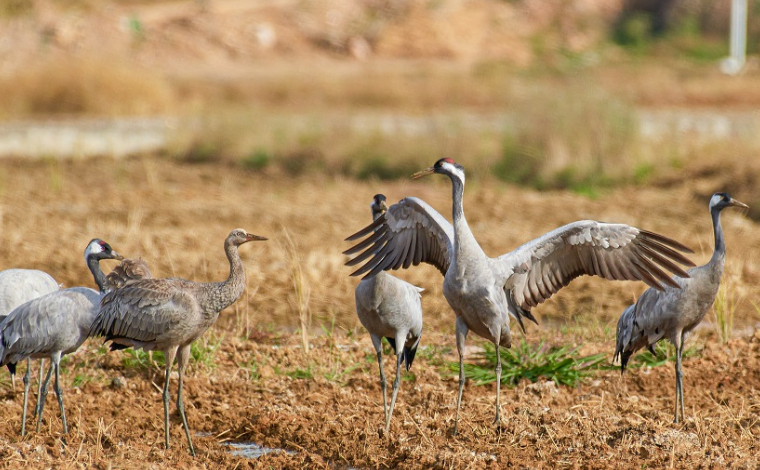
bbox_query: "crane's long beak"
[246,234,268,241]
[412,167,435,179]
[729,198,749,209]
[112,252,125,261]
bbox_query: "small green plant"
[451,339,607,387]
[247,360,261,381]
[72,373,92,388]
[285,367,313,380]
[625,341,700,369]
[242,149,271,170]
[190,335,223,370]
[121,348,164,370]
[613,12,653,52]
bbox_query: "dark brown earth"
[1,331,760,469]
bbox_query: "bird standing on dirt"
[353,194,423,434]
[0,239,123,436]
[0,269,60,395]
[89,229,267,457]
[344,158,696,434]
[614,192,749,423]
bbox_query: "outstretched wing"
[89,278,197,346]
[497,220,695,311]
[344,197,454,279]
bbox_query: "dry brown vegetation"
[1,0,760,468]
[0,157,759,468]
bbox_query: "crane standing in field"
[345,158,696,434]
[352,194,423,433]
[89,229,267,457]
[0,240,123,436]
[614,192,749,423]
[0,269,60,395]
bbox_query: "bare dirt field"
[0,157,759,469]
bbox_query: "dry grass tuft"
[0,56,176,118]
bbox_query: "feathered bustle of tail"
[385,335,421,371]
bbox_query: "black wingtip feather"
[403,345,418,371]
[345,217,385,242]
[619,350,632,374]
[639,230,695,254]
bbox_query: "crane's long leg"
[494,341,502,426]
[454,317,468,436]
[177,344,196,457]
[35,362,54,433]
[370,336,388,427]
[34,359,45,419]
[675,334,685,423]
[162,348,177,451]
[52,353,67,436]
[673,335,682,424]
[21,362,31,436]
[386,333,406,433]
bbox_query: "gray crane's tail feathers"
[618,350,633,374]
[508,292,539,334]
[385,336,420,371]
[6,362,16,376]
[403,345,418,371]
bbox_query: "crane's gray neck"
[200,242,246,316]
[449,173,484,262]
[710,206,726,265]
[86,256,108,294]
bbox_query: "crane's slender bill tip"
[411,167,434,179]
[113,252,125,260]
[730,198,749,209]
[248,234,268,241]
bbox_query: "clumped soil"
[0,158,758,468]
[0,331,759,469]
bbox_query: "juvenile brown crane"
[353,194,423,433]
[345,158,696,434]
[89,229,267,456]
[615,192,749,423]
[104,258,152,291]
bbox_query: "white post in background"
[721,0,748,75]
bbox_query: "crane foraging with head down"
[353,194,423,434]
[0,239,123,437]
[89,228,267,457]
[614,192,749,423]
[344,158,696,434]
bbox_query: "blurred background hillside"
[1,0,760,332]
[2,1,760,202]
